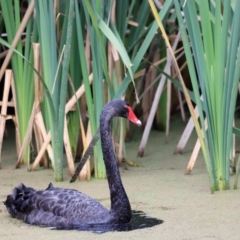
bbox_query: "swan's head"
[107,100,142,127]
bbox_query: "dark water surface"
[54,210,163,233]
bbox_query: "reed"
[0,0,35,164]
[0,0,173,182]
[149,0,240,191]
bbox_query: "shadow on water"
[54,210,163,233]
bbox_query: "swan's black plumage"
[4,100,141,228]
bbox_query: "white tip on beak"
[136,120,142,127]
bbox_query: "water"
[130,210,163,231]
[54,210,163,233]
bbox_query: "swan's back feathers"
[4,183,115,227]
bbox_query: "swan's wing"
[4,183,110,227]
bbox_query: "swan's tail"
[3,183,37,220]
[4,183,69,227]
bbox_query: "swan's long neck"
[100,111,131,222]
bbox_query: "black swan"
[4,100,141,229]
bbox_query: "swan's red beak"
[125,106,142,126]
